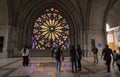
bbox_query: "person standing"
[70,46,77,73]
[92,45,98,64]
[101,45,113,72]
[21,45,30,66]
[76,45,82,71]
[55,47,64,72]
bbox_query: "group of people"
[21,44,120,73]
[69,45,82,72]
[101,45,120,72]
[51,45,82,73]
[92,45,120,72]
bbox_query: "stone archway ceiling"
[8,0,116,30]
[7,0,119,36]
[15,0,83,31]
[7,0,86,47]
[107,0,120,28]
[89,0,112,31]
[11,0,86,46]
[9,0,95,32]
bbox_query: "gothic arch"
[14,0,83,49]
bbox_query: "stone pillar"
[0,26,11,58]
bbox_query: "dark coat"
[70,48,77,61]
[55,48,63,61]
[102,48,113,61]
[92,47,98,54]
[77,48,82,59]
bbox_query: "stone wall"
[0,26,10,58]
[86,30,106,57]
[0,0,9,58]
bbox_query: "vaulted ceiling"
[107,0,120,28]
[0,0,119,34]
[4,0,119,30]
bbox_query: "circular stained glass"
[31,8,70,50]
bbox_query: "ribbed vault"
[107,0,120,28]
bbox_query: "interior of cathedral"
[0,0,120,77]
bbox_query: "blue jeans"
[56,60,61,71]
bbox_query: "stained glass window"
[31,8,70,50]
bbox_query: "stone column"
[0,25,11,58]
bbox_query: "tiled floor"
[0,57,120,77]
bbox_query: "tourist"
[70,46,77,73]
[101,45,113,72]
[21,45,30,66]
[76,45,82,71]
[55,47,64,72]
[92,45,98,64]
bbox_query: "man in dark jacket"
[101,45,113,72]
[76,45,82,71]
[55,47,64,72]
[70,46,77,72]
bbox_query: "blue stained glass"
[36,46,38,49]
[33,29,38,33]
